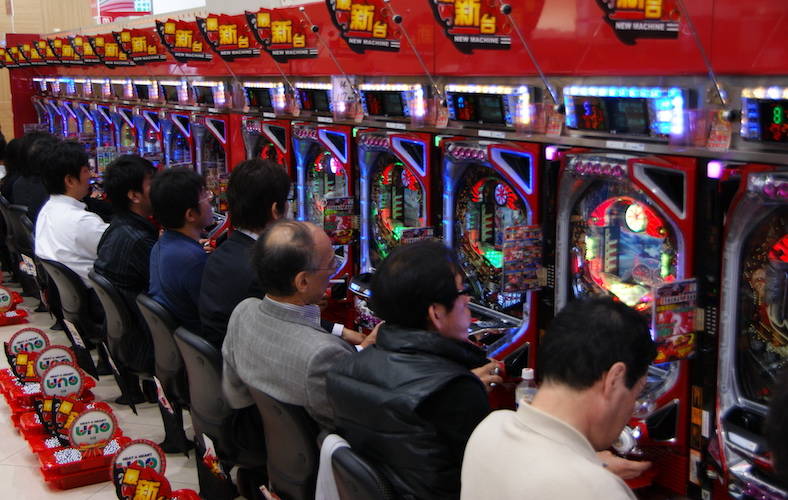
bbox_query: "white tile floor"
[0,275,201,499]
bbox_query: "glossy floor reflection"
[0,274,201,499]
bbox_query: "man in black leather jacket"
[327,240,502,500]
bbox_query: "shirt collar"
[50,194,86,210]
[261,296,322,329]
[515,402,602,465]
[236,228,260,241]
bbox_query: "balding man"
[222,220,355,429]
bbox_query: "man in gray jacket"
[222,220,355,429]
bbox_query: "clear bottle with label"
[515,368,537,408]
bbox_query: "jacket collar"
[515,402,603,465]
[259,296,323,331]
[376,324,488,369]
[113,210,157,234]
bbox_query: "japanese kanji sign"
[246,7,318,62]
[70,36,101,65]
[429,0,512,52]
[596,0,681,45]
[113,28,167,64]
[326,0,401,53]
[196,13,262,61]
[88,33,135,67]
[156,19,212,62]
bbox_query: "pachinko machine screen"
[306,148,348,227]
[299,89,331,113]
[736,209,788,406]
[169,129,191,167]
[246,87,273,111]
[142,126,161,163]
[454,165,529,319]
[119,123,136,154]
[370,155,426,267]
[569,178,682,405]
[200,131,228,213]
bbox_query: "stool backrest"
[249,387,319,500]
[88,270,133,367]
[331,446,394,500]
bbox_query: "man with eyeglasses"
[461,298,656,500]
[326,240,502,500]
[222,220,371,430]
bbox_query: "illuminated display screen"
[161,84,180,103]
[92,83,105,97]
[455,164,528,315]
[200,131,228,213]
[306,149,348,227]
[452,93,506,124]
[299,89,331,113]
[246,88,273,111]
[370,155,426,267]
[74,82,84,96]
[112,84,127,99]
[364,91,405,117]
[570,96,650,135]
[757,99,788,143]
[194,86,215,106]
[135,84,150,100]
[736,210,788,406]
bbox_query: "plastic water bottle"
[515,368,537,408]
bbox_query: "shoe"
[115,391,146,406]
[34,302,48,313]
[50,320,65,331]
[159,437,194,454]
[142,379,159,404]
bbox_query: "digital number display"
[161,84,179,103]
[246,88,273,111]
[571,96,650,135]
[299,89,330,113]
[757,99,788,143]
[112,84,127,99]
[194,86,215,106]
[453,93,506,124]
[364,91,405,117]
[135,84,149,101]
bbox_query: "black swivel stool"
[88,270,154,412]
[174,326,268,500]
[249,387,319,500]
[0,195,20,283]
[38,258,102,378]
[332,446,394,500]
[7,204,39,298]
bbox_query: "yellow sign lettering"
[350,4,375,32]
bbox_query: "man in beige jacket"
[461,297,656,499]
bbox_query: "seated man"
[14,132,59,222]
[199,158,290,348]
[461,298,657,500]
[200,159,366,349]
[222,220,356,429]
[148,167,213,333]
[326,241,501,500]
[94,155,157,400]
[35,140,109,285]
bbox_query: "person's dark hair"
[766,369,788,483]
[19,131,58,176]
[40,140,88,195]
[150,167,205,229]
[104,155,156,213]
[0,131,6,161]
[370,240,461,330]
[3,138,21,176]
[228,159,290,231]
[254,220,316,296]
[539,298,656,390]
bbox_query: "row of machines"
[29,74,786,499]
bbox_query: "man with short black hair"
[94,155,157,393]
[13,131,58,222]
[148,167,213,334]
[35,140,109,285]
[461,298,656,499]
[199,159,290,347]
[222,220,355,429]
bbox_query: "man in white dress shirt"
[461,298,656,500]
[35,140,109,285]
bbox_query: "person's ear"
[293,270,310,294]
[128,189,142,205]
[184,207,198,224]
[64,174,78,190]
[271,201,284,220]
[602,361,627,399]
[427,303,444,331]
